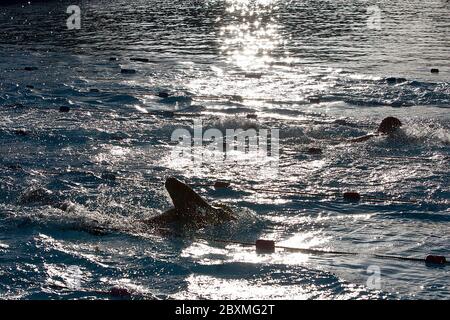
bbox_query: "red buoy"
[307,147,323,155]
[343,192,361,202]
[214,181,231,189]
[309,97,321,104]
[109,287,131,298]
[256,239,275,254]
[425,255,447,265]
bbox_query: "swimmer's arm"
[144,208,179,225]
[348,133,377,143]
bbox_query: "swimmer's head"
[377,117,402,135]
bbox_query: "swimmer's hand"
[348,133,378,143]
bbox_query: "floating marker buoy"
[309,97,320,104]
[307,147,322,155]
[214,181,231,189]
[130,57,150,63]
[121,68,136,74]
[101,172,116,181]
[157,91,170,98]
[256,239,275,254]
[386,77,407,84]
[230,95,243,102]
[244,73,262,79]
[246,114,257,119]
[13,129,29,136]
[109,287,131,298]
[59,106,70,113]
[430,68,439,74]
[24,67,38,71]
[343,192,361,202]
[425,255,446,264]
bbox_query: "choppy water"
[0,0,449,300]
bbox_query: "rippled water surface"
[0,0,449,299]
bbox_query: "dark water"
[0,0,449,299]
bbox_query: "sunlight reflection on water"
[0,0,449,300]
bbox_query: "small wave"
[104,94,141,105]
[403,122,450,145]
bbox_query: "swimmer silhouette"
[145,177,236,228]
[349,117,403,142]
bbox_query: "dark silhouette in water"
[377,117,402,134]
[16,178,235,234]
[145,177,236,228]
[349,117,402,142]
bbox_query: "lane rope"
[200,237,449,266]
[2,164,447,205]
